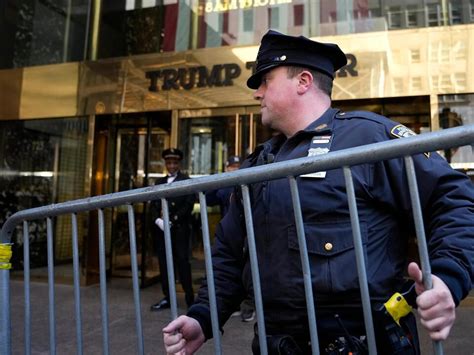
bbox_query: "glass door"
[178,106,272,175]
[111,127,169,283]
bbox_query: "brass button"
[324,242,333,251]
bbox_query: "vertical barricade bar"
[404,156,443,355]
[161,198,178,319]
[126,205,145,355]
[241,185,268,355]
[342,167,377,354]
[198,192,222,355]
[98,209,110,355]
[23,221,31,355]
[288,177,320,355]
[71,213,83,355]
[46,217,56,355]
[0,240,12,355]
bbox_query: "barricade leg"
[288,176,320,355]
[46,217,56,355]
[404,156,443,355]
[161,198,178,319]
[127,205,145,355]
[343,167,377,354]
[23,221,31,355]
[198,192,222,355]
[0,269,11,355]
[71,213,83,355]
[98,209,110,355]
[241,185,268,355]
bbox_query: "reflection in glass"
[95,1,474,59]
[0,0,91,69]
[439,94,474,165]
[180,116,236,175]
[0,117,89,268]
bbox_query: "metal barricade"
[1,125,474,355]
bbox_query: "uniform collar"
[304,107,339,134]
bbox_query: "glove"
[155,218,164,231]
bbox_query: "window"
[269,7,280,28]
[393,77,404,93]
[294,4,304,26]
[410,77,422,91]
[427,4,441,26]
[449,2,462,24]
[454,73,467,90]
[406,5,418,27]
[431,75,439,90]
[454,40,467,60]
[410,49,421,63]
[387,6,402,28]
[243,9,253,32]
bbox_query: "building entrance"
[86,112,171,286]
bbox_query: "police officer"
[150,148,195,311]
[206,155,256,322]
[206,155,242,217]
[162,31,474,354]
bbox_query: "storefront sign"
[205,0,292,13]
[146,55,358,92]
[146,63,241,92]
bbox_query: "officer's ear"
[296,70,314,94]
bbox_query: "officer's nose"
[253,86,264,100]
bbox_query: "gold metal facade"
[0,25,473,121]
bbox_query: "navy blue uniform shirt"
[188,108,474,339]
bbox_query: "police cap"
[247,30,347,89]
[162,148,183,160]
[225,155,241,167]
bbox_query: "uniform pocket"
[288,220,367,293]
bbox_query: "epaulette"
[335,110,389,125]
[240,144,264,169]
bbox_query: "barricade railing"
[1,125,474,355]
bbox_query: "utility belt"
[252,285,419,355]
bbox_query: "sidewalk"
[8,278,474,354]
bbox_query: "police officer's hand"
[407,262,456,341]
[163,315,205,355]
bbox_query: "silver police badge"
[308,147,330,156]
[301,147,329,178]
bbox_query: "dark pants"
[156,225,194,306]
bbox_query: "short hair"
[286,66,333,97]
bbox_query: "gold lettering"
[204,0,293,13]
[228,0,238,10]
[239,0,253,9]
[214,0,228,12]
[254,0,268,7]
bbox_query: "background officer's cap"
[247,30,347,89]
[162,148,183,160]
[225,155,241,167]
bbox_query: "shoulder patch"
[390,124,430,158]
[390,124,416,139]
